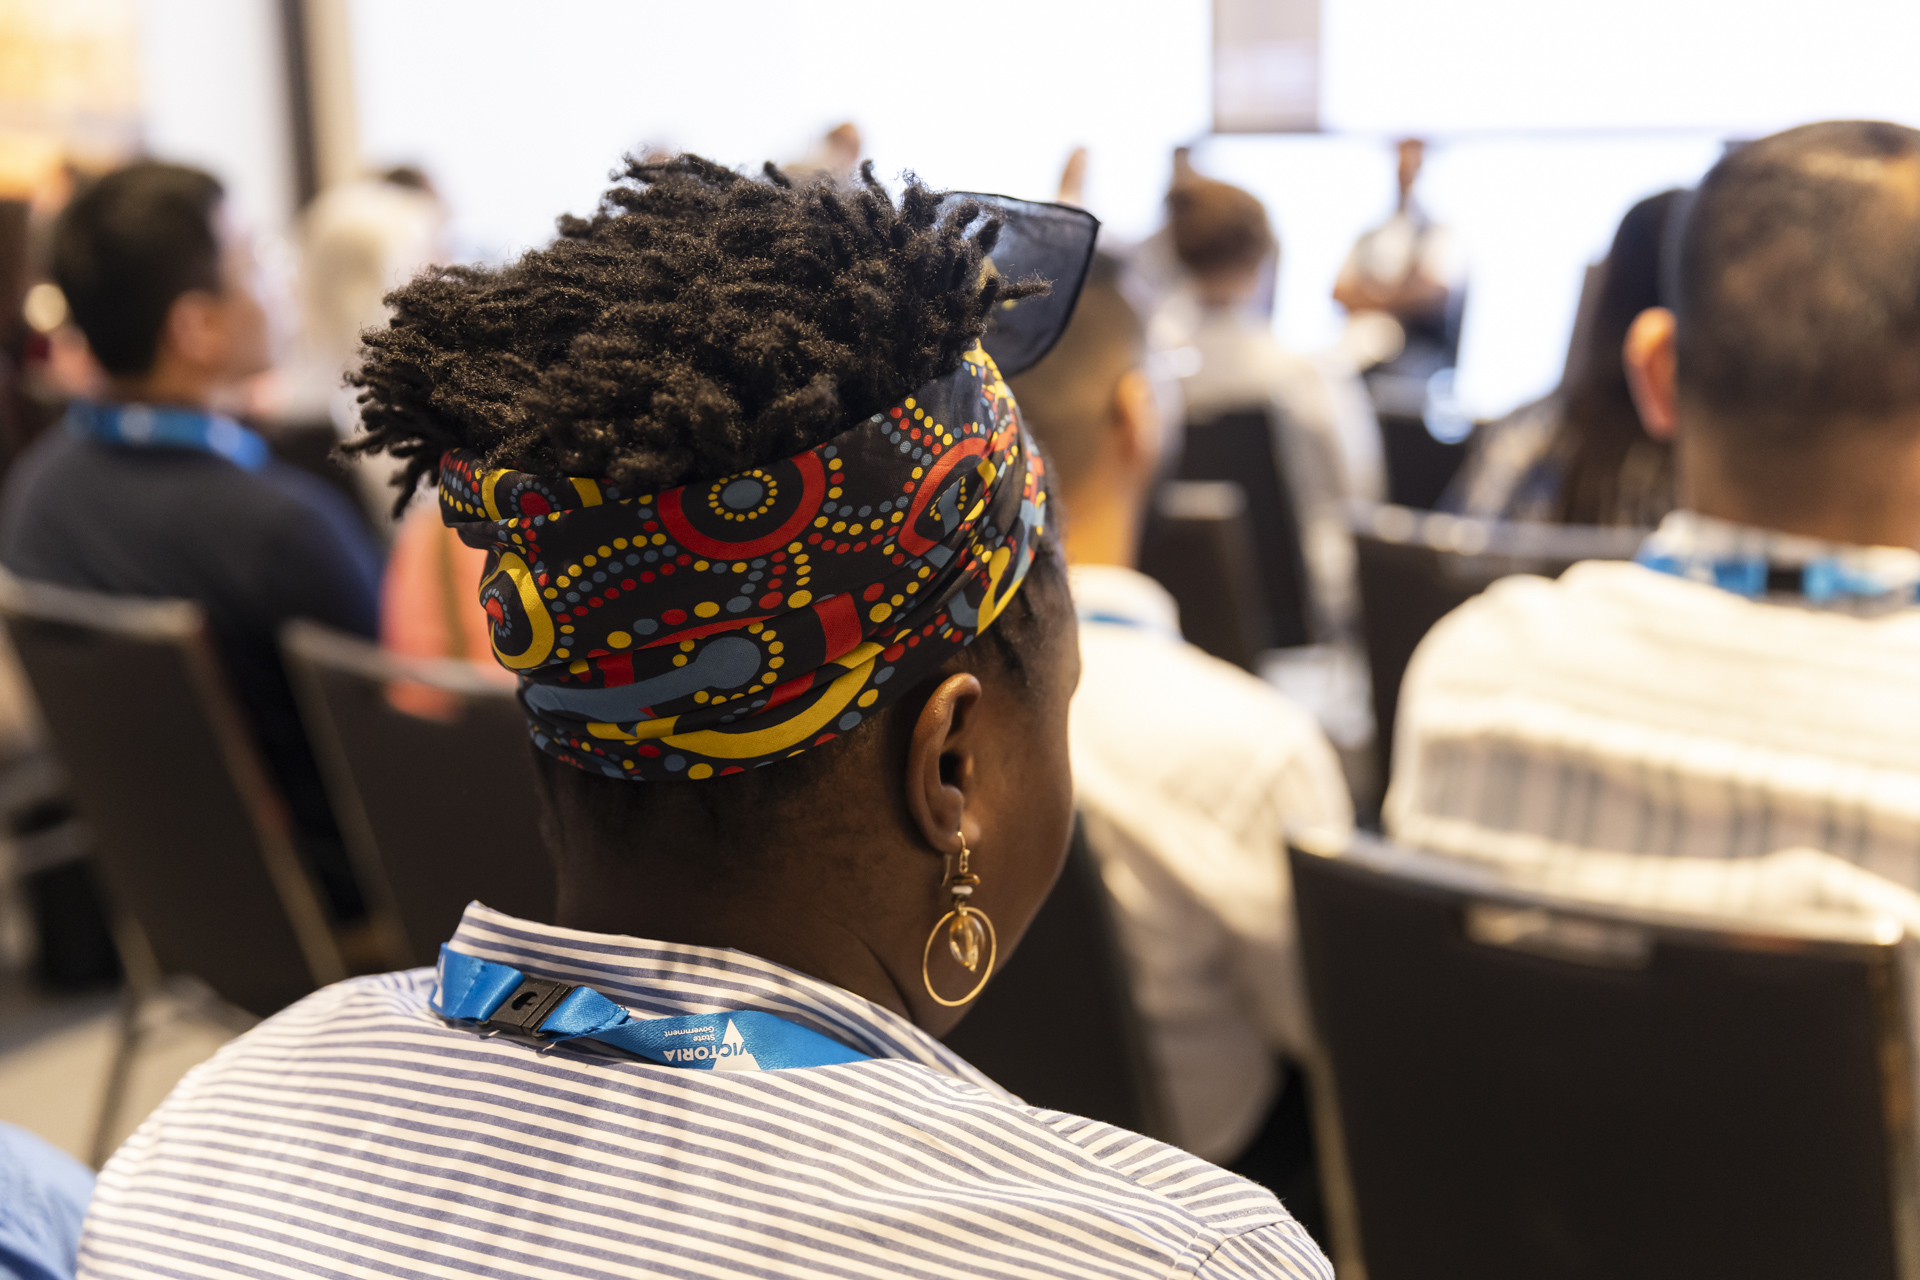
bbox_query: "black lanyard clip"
[481,975,576,1040]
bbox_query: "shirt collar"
[1637,509,1920,608]
[447,902,1011,1096]
[1068,564,1183,640]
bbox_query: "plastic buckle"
[481,975,576,1040]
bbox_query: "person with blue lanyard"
[1008,253,1352,1244]
[74,155,1332,1279]
[1390,122,1920,936]
[0,162,382,921]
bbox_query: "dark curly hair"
[347,154,1043,509]
[351,154,1071,847]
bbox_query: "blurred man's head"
[1167,175,1274,309]
[1624,121,1920,546]
[51,161,269,404]
[1008,254,1160,567]
[1396,138,1426,202]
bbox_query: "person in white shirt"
[1010,253,1354,1235]
[1161,171,1385,507]
[1333,138,1466,383]
[1150,173,1379,648]
[1389,120,1920,936]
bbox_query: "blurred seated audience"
[0,162,382,919]
[1443,189,1682,527]
[1011,253,1352,1221]
[0,1121,91,1280]
[1389,121,1920,928]
[1162,168,1383,506]
[1154,169,1378,641]
[79,158,1331,1279]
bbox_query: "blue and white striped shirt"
[81,903,1330,1279]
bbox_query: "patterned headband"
[438,347,1048,781]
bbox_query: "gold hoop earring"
[921,830,998,1008]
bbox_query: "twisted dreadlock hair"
[350,155,1071,848]
[348,154,1044,508]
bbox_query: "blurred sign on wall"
[0,0,142,198]
[1213,0,1319,133]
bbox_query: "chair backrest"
[943,820,1166,1139]
[1135,480,1267,672]
[282,621,554,968]
[1171,408,1312,649]
[0,574,342,1016]
[1353,504,1645,785]
[1290,833,1920,1280]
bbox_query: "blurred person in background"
[79,156,1331,1280]
[1012,252,1351,1243]
[0,161,381,921]
[281,164,446,535]
[783,121,864,183]
[1154,167,1378,651]
[1443,189,1682,527]
[1160,167,1383,505]
[1333,137,1467,385]
[277,166,515,676]
[1390,121,1920,937]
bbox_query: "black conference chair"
[944,821,1166,1140]
[0,574,344,1019]
[1375,412,1470,512]
[1353,503,1645,787]
[0,574,344,1164]
[1136,480,1267,672]
[1165,407,1314,650]
[283,621,554,969]
[1290,833,1919,1280]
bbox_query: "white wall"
[349,0,1212,263]
[332,0,1920,420]
[1197,133,1726,417]
[1320,0,1920,135]
[139,0,292,235]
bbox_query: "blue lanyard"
[1078,610,1180,640]
[67,401,269,473]
[1635,549,1920,606]
[431,946,870,1071]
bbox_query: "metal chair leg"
[89,912,163,1169]
[88,982,141,1169]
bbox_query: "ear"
[160,289,225,373]
[904,671,983,860]
[1110,367,1162,471]
[1623,306,1679,442]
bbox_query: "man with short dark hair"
[1,161,380,917]
[1012,254,1350,1234]
[1390,121,1920,929]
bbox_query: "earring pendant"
[922,831,997,1008]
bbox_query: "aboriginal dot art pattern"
[437,346,1048,781]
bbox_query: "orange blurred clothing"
[381,504,515,684]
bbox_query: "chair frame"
[0,571,343,1164]
[1293,831,1920,1280]
[281,619,532,968]
[1349,502,1646,799]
